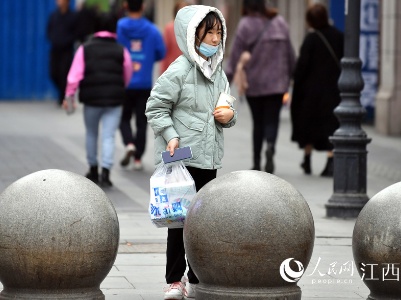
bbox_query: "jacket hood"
[118,17,152,38]
[174,5,227,77]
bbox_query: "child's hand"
[166,138,179,156]
[213,108,234,124]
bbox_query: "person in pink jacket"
[63,14,132,187]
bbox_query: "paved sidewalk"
[0,100,400,299]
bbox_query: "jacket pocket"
[174,112,206,160]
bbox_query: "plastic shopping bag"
[149,161,196,228]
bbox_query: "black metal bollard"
[0,169,119,299]
[184,171,315,299]
[325,0,371,218]
[353,182,401,299]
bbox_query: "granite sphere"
[0,169,119,299]
[353,181,401,299]
[184,170,315,299]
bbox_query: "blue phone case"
[162,146,193,164]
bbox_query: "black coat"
[291,26,344,150]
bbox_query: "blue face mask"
[196,42,219,57]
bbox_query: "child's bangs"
[204,12,222,31]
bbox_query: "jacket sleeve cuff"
[222,108,237,128]
[162,126,179,143]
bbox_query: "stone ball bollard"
[353,181,401,299]
[184,170,315,300]
[0,169,119,299]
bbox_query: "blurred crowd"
[46,0,343,189]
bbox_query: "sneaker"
[133,159,143,171]
[164,281,185,300]
[120,144,135,167]
[185,282,196,298]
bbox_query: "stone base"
[326,193,369,218]
[0,288,104,300]
[326,203,364,218]
[195,284,301,300]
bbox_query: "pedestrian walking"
[145,5,236,299]
[63,13,132,187]
[47,0,78,106]
[290,3,344,177]
[159,0,189,75]
[117,0,166,171]
[75,2,100,43]
[225,0,295,174]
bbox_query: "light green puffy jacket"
[146,5,237,169]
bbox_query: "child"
[63,14,132,187]
[145,5,237,300]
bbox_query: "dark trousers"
[119,89,150,160]
[247,94,283,165]
[166,166,217,284]
[50,48,73,104]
